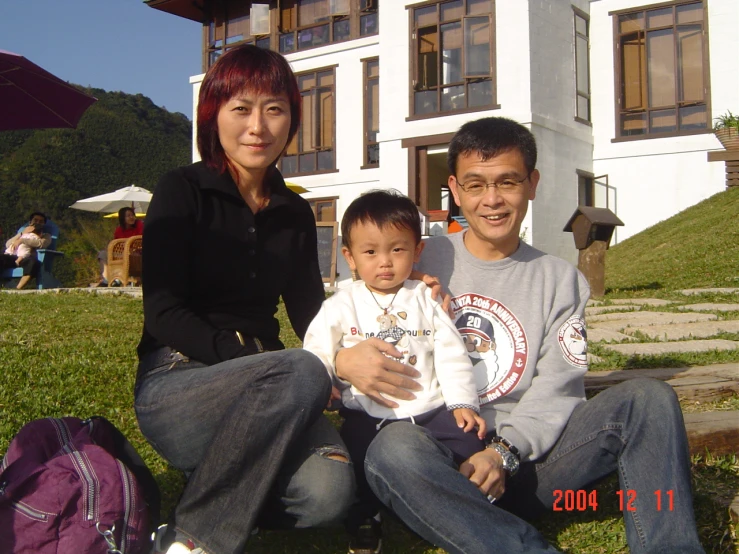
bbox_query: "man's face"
[449,149,539,261]
[29,215,46,227]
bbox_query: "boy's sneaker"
[348,518,382,554]
[165,540,207,554]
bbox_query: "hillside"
[0,87,191,236]
[605,186,739,292]
[0,87,192,285]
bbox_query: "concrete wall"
[589,0,738,242]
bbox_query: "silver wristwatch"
[485,437,520,476]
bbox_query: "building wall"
[589,0,738,243]
[186,0,738,273]
[527,0,594,263]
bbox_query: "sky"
[2,0,203,118]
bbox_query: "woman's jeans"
[134,348,355,554]
[364,378,705,554]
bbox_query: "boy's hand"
[326,386,342,410]
[452,408,487,439]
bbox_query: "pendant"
[377,312,393,329]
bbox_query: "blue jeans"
[364,378,704,554]
[134,348,355,554]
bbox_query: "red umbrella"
[0,50,97,131]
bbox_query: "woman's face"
[217,90,292,175]
[124,210,137,228]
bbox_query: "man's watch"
[485,436,520,476]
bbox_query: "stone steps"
[584,364,739,457]
[586,292,739,522]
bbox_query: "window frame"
[610,0,711,142]
[202,0,379,69]
[576,169,595,207]
[406,0,499,121]
[309,196,338,222]
[362,56,380,169]
[573,6,591,126]
[202,0,274,70]
[279,65,338,177]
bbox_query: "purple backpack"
[0,416,160,553]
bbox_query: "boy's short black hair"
[341,190,422,248]
[447,117,538,176]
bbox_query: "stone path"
[586,293,739,519]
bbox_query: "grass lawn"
[605,186,739,292]
[0,292,736,553]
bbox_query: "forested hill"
[0,87,191,236]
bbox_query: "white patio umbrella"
[70,185,152,214]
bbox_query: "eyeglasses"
[455,174,531,196]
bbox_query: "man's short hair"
[447,117,538,176]
[29,212,47,224]
[341,189,422,248]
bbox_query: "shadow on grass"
[605,282,663,294]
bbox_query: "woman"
[95,207,144,287]
[134,45,354,554]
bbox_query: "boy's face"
[449,148,539,261]
[342,221,424,295]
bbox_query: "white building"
[146,0,736,282]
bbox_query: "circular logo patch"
[451,293,527,405]
[557,315,588,368]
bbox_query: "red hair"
[197,45,301,174]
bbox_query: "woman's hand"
[335,338,423,409]
[409,270,452,316]
[459,448,507,502]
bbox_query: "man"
[4,212,52,289]
[334,117,704,553]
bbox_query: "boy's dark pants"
[340,405,484,533]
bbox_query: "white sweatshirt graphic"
[304,279,479,419]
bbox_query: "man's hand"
[409,270,452,315]
[459,448,507,501]
[335,338,422,409]
[452,408,487,439]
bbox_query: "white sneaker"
[165,541,206,554]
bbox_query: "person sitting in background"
[94,206,144,287]
[3,212,52,289]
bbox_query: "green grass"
[605,186,739,292]
[0,291,736,553]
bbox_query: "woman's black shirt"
[137,162,325,368]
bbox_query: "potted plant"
[713,110,739,151]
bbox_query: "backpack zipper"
[51,418,98,521]
[10,500,51,522]
[116,459,135,553]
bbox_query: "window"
[309,197,337,221]
[363,58,379,167]
[614,1,708,138]
[410,0,496,117]
[205,1,271,68]
[574,9,590,123]
[281,68,336,176]
[278,0,378,55]
[203,0,379,69]
[577,172,594,206]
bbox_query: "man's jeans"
[364,378,705,554]
[135,348,355,554]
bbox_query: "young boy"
[304,189,485,554]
